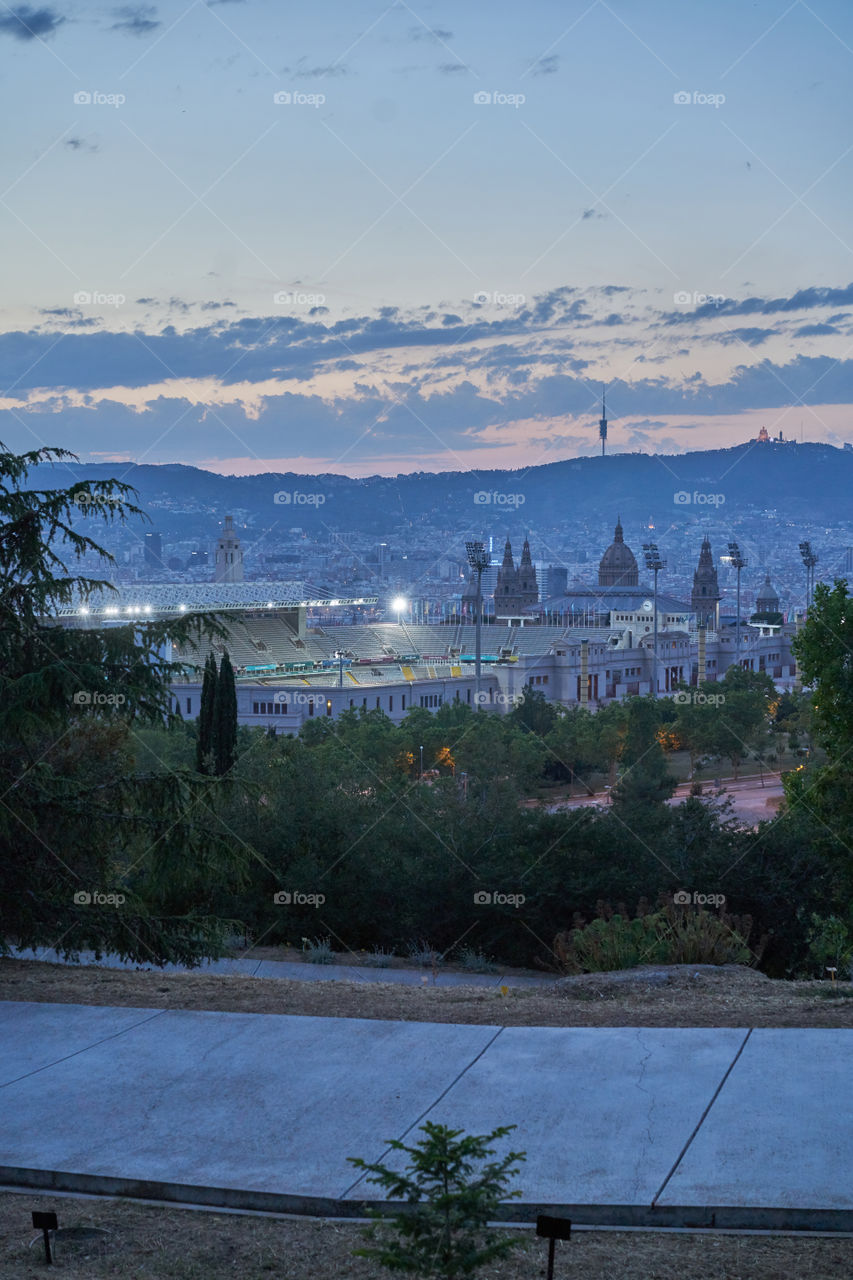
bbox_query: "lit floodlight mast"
[465,540,490,693]
[728,541,747,666]
[642,542,665,695]
[798,540,818,612]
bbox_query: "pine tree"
[213,650,238,775]
[196,653,217,774]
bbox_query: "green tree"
[706,667,775,779]
[508,686,558,738]
[349,1123,526,1279]
[196,652,217,774]
[212,650,238,775]
[611,697,676,813]
[0,441,248,964]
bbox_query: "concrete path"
[13,947,552,989]
[1,1002,851,1229]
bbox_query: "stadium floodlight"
[465,541,490,688]
[727,541,747,664]
[642,543,665,695]
[799,540,818,611]
[391,595,408,616]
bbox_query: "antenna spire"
[598,382,608,456]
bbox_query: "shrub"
[804,914,853,979]
[348,1122,526,1279]
[408,939,443,969]
[363,946,396,968]
[301,935,334,964]
[553,901,762,974]
[456,946,499,975]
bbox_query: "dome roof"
[756,573,779,609]
[598,517,639,587]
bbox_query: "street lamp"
[727,541,747,666]
[419,744,424,780]
[642,542,665,695]
[465,540,490,696]
[798,541,818,612]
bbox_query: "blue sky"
[1,0,852,474]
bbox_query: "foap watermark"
[473,290,526,308]
[283,691,323,706]
[273,290,326,307]
[474,690,519,707]
[73,492,123,508]
[673,90,725,108]
[73,90,125,108]
[273,90,325,108]
[73,290,126,308]
[673,689,725,707]
[673,889,726,908]
[673,490,725,507]
[473,90,525,108]
[74,890,126,906]
[473,490,525,507]
[73,691,126,707]
[273,890,326,906]
[673,290,726,307]
[273,490,326,506]
[474,890,526,908]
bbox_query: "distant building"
[214,515,244,583]
[144,531,162,569]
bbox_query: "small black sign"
[536,1214,572,1241]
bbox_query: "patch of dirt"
[1,1192,851,1279]
[2,959,853,1027]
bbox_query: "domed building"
[755,573,780,615]
[598,516,639,588]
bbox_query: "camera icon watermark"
[473,490,525,507]
[673,689,726,707]
[673,290,726,307]
[473,90,526,108]
[673,90,725,108]
[73,889,126,906]
[473,889,526,908]
[673,490,725,506]
[73,90,126,108]
[73,290,126,308]
[272,890,326,906]
[673,889,726,907]
[273,490,326,506]
[273,90,326,107]
[273,290,326,307]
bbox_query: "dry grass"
[1,1193,852,1279]
[2,958,853,1028]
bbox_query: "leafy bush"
[363,946,396,968]
[348,1122,526,1279]
[804,914,853,979]
[553,901,761,974]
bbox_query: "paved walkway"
[1,1001,851,1229]
[14,947,553,989]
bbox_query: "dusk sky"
[1,0,852,475]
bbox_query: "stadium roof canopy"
[49,582,378,618]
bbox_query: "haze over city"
[1,0,852,475]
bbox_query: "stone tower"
[214,515,244,584]
[495,536,538,616]
[691,536,720,629]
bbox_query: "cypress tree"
[196,652,217,773]
[213,650,238,775]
